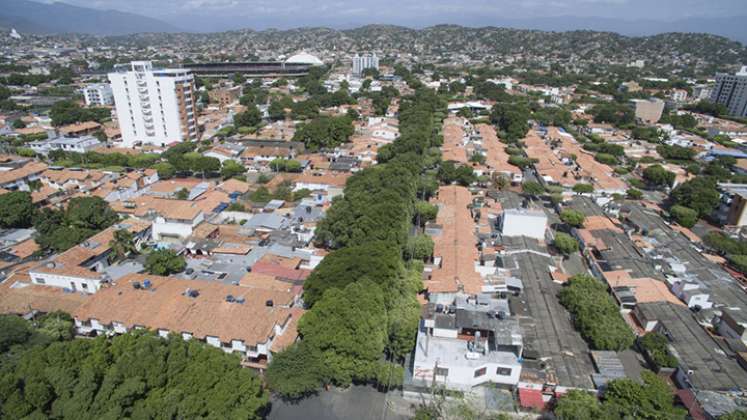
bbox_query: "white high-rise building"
[83,83,113,106]
[710,66,747,118]
[352,53,379,77]
[108,61,198,147]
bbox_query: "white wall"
[30,271,101,293]
[109,61,197,147]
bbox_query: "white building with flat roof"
[108,61,198,147]
[352,53,379,77]
[413,295,523,391]
[499,209,548,241]
[83,83,113,106]
[28,135,101,155]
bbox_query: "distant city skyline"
[43,0,747,33]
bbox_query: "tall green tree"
[0,191,34,228]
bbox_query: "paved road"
[269,386,410,420]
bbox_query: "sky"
[46,0,747,32]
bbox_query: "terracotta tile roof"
[583,215,623,232]
[476,124,520,175]
[0,272,89,315]
[147,179,203,195]
[603,270,684,306]
[442,117,469,163]
[0,162,48,185]
[239,272,303,292]
[14,127,47,136]
[30,219,150,280]
[59,121,101,135]
[251,255,310,281]
[73,273,302,347]
[111,196,202,221]
[217,178,251,194]
[294,172,350,188]
[426,185,482,294]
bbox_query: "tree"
[603,371,686,419]
[0,331,269,419]
[303,241,403,307]
[627,188,643,200]
[413,201,438,226]
[12,119,26,129]
[145,249,186,275]
[268,100,286,121]
[573,183,594,194]
[559,274,635,351]
[0,191,34,228]
[404,234,434,260]
[469,152,486,164]
[266,342,329,400]
[560,209,585,228]
[175,188,189,200]
[298,279,389,386]
[0,315,32,352]
[221,160,245,179]
[555,390,603,420]
[669,205,698,228]
[109,229,137,262]
[643,165,676,189]
[554,232,579,255]
[37,311,74,341]
[638,332,678,370]
[670,177,720,217]
[234,105,262,128]
[66,196,119,231]
[292,116,354,151]
[153,162,176,179]
[522,181,545,197]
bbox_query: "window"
[496,367,512,376]
[81,282,88,289]
[34,277,45,284]
[474,367,487,378]
[434,367,449,377]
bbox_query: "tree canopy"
[145,249,186,276]
[292,116,354,151]
[0,191,34,229]
[559,274,635,351]
[33,197,119,253]
[0,325,268,419]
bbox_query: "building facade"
[83,83,114,106]
[710,66,747,118]
[352,53,379,77]
[108,61,198,147]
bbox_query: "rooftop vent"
[226,294,235,303]
[132,281,141,289]
[142,280,152,289]
[235,297,245,304]
[184,288,199,298]
[265,299,274,307]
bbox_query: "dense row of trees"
[554,371,686,419]
[0,317,268,419]
[267,89,445,399]
[558,274,635,351]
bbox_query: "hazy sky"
[47,0,747,31]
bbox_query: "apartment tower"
[710,66,747,118]
[108,61,198,147]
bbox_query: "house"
[28,220,151,293]
[204,143,245,163]
[717,309,747,345]
[412,294,523,391]
[72,273,304,369]
[0,161,48,191]
[111,196,205,240]
[28,135,101,155]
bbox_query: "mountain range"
[0,0,178,36]
[0,0,745,44]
